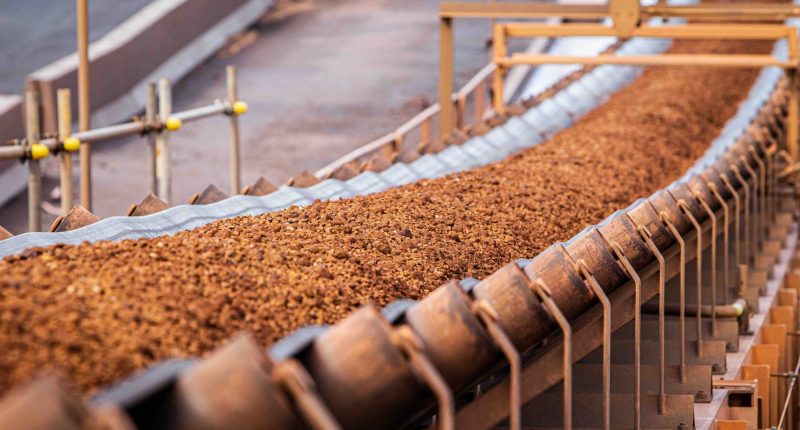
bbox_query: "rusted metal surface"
[0,99,793,430]
[0,376,81,429]
[302,307,428,429]
[0,226,12,240]
[472,263,552,353]
[49,205,100,233]
[126,194,169,217]
[1,11,797,430]
[188,184,229,205]
[242,177,278,196]
[163,335,301,430]
[286,171,321,188]
[404,281,500,393]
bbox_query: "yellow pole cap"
[732,301,744,317]
[165,117,182,131]
[30,143,49,160]
[63,136,81,152]
[232,101,248,115]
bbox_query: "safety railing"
[315,63,495,179]
[0,66,248,232]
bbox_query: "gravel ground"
[0,38,771,395]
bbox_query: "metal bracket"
[472,300,521,430]
[635,224,667,415]
[719,173,742,268]
[392,325,455,430]
[730,165,752,267]
[272,359,343,430]
[606,240,643,430]
[575,257,613,430]
[677,199,705,358]
[739,158,761,255]
[660,211,688,383]
[610,0,641,38]
[748,147,768,239]
[560,241,612,430]
[530,278,573,430]
[694,191,719,337]
[708,182,731,305]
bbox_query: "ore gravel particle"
[0,39,771,394]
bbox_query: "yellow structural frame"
[438,1,800,159]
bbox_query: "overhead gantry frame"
[438,1,800,159]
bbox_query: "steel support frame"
[438,1,800,158]
[448,210,723,430]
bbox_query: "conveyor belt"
[0,11,797,430]
[0,37,671,259]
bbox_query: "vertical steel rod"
[227,65,241,195]
[492,24,507,114]
[156,78,173,205]
[145,83,158,195]
[26,91,42,232]
[77,0,92,211]
[57,89,74,214]
[439,17,454,139]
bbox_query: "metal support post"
[57,89,74,214]
[146,83,158,195]
[439,16,454,139]
[26,91,43,232]
[77,0,92,211]
[492,24,507,114]
[227,65,241,195]
[157,78,173,205]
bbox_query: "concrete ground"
[0,0,494,233]
[0,0,153,94]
